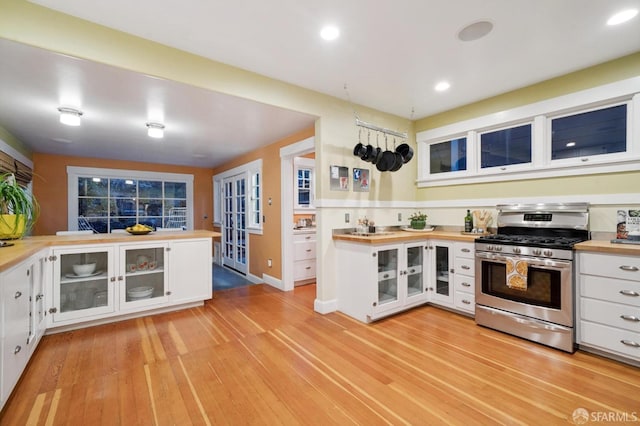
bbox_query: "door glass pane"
[480,124,532,168]
[435,246,450,296]
[58,251,109,313]
[124,247,165,303]
[406,246,423,297]
[551,104,626,160]
[430,138,467,174]
[378,248,398,305]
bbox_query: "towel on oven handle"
[506,257,528,291]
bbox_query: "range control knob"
[543,250,553,257]
[512,247,521,254]
[487,245,494,251]
[532,249,542,256]
[495,245,503,252]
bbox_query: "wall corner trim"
[314,298,337,314]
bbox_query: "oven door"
[475,251,573,327]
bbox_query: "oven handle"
[475,251,572,269]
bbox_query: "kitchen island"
[0,229,220,409]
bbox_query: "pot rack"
[355,118,407,140]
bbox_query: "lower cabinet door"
[168,239,212,303]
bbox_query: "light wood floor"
[2,284,639,425]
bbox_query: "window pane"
[139,180,162,198]
[481,124,531,168]
[111,198,137,217]
[164,182,186,198]
[110,179,137,197]
[551,104,626,160]
[79,198,109,217]
[430,138,467,174]
[78,177,108,197]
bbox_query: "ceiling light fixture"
[435,81,451,92]
[457,21,493,42]
[320,25,340,41]
[607,9,638,25]
[146,122,165,138]
[58,107,83,126]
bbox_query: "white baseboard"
[314,298,337,314]
[246,272,264,285]
[262,273,284,290]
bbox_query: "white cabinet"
[337,241,428,322]
[293,232,316,283]
[577,252,640,364]
[428,240,454,306]
[453,242,475,314]
[0,250,46,410]
[48,239,212,328]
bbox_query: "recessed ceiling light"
[58,107,83,126]
[320,25,340,41]
[458,21,493,42]
[435,81,451,92]
[607,9,638,25]
[146,122,165,138]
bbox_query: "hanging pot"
[396,143,414,164]
[376,150,396,172]
[353,143,365,157]
[389,151,404,171]
[369,146,381,164]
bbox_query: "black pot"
[369,147,381,164]
[396,143,414,164]
[389,151,404,171]
[361,144,375,161]
[353,143,365,157]
[376,150,396,172]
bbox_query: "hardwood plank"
[2,284,640,425]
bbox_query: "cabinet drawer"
[294,260,316,281]
[580,253,640,281]
[454,243,474,259]
[581,298,640,332]
[580,320,640,361]
[293,241,316,261]
[455,257,475,276]
[293,233,316,243]
[454,291,475,312]
[580,275,640,307]
[454,274,474,293]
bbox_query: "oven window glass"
[481,261,561,309]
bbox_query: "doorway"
[222,174,247,274]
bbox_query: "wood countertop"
[0,230,221,273]
[575,239,640,256]
[333,230,480,244]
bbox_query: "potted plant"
[409,211,428,230]
[0,173,39,239]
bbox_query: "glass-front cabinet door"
[375,246,401,313]
[430,241,454,305]
[119,244,168,309]
[405,243,427,303]
[52,246,115,322]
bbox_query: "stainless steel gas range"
[475,203,590,352]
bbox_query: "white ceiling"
[2,0,640,168]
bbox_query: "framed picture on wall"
[353,168,369,192]
[329,165,349,191]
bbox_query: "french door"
[222,175,247,274]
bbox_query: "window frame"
[416,77,640,187]
[67,166,194,232]
[426,134,472,178]
[293,157,315,212]
[213,159,263,235]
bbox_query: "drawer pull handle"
[306,249,312,252]
[383,274,389,279]
[619,265,639,272]
[14,345,21,355]
[305,236,311,240]
[620,315,640,322]
[462,282,471,287]
[619,290,640,297]
[461,248,471,253]
[620,340,640,348]
[14,291,22,299]
[409,268,416,274]
[462,300,471,305]
[305,266,311,270]
[461,265,470,270]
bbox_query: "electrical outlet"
[345,213,350,223]
[267,259,272,267]
[398,213,402,222]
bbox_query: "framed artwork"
[353,168,369,192]
[329,165,349,191]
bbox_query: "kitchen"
[1,0,640,423]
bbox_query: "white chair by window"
[56,230,94,236]
[111,229,128,233]
[156,227,184,232]
[78,216,98,233]
[164,207,187,229]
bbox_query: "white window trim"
[416,77,640,187]
[294,156,315,213]
[67,166,194,231]
[213,158,263,234]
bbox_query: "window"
[551,104,627,160]
[429,137,467,174]
[294,157,314,211]
[213,159,262,234]
[480,124,532,169]
[68,167,193,233]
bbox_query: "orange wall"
[32,153,214,236]
[212,127,314,280]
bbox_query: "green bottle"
[464,209,473,233]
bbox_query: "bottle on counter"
[464,209,473,233]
